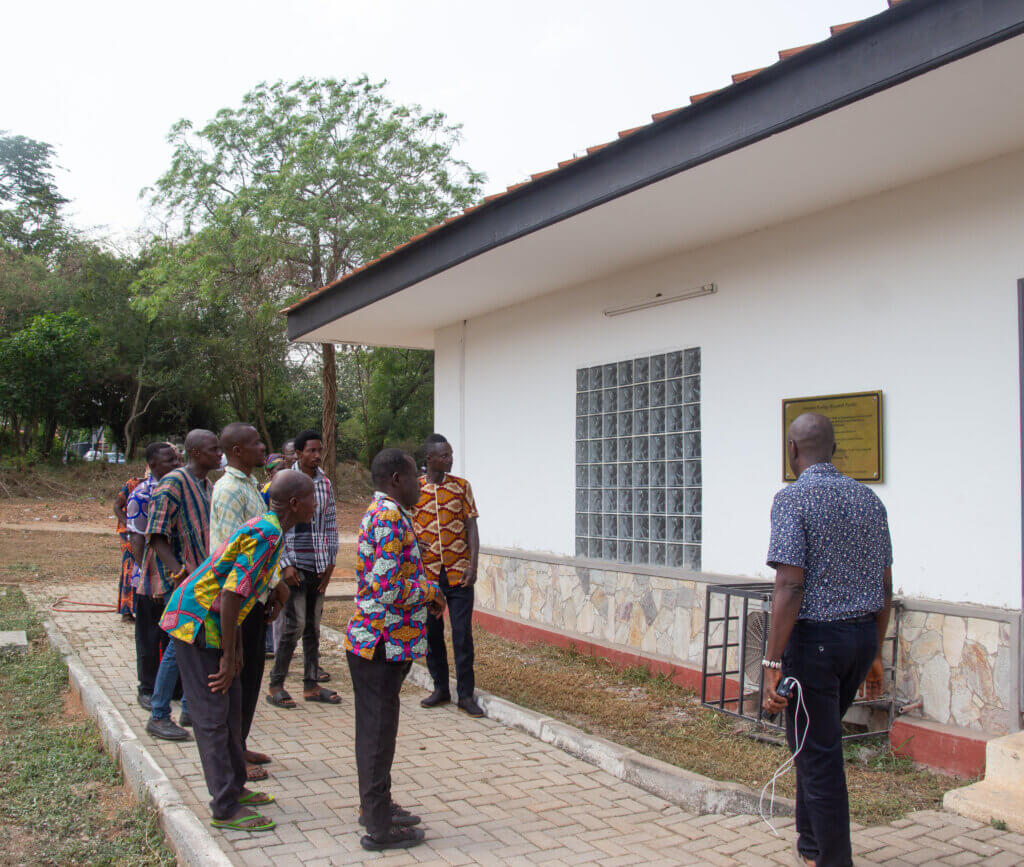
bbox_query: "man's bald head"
[787,413,836,470]
[220,422,256,452]
[184,428,218,453]
[184,428,222,476]
[268,469,314,510]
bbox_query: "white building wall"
[434,148,1024,609]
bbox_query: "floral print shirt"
[344,492,439,662]
[160,513,283,650]
[767,462,892,621]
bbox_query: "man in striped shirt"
[144,429,221,741]
[267,430,341,707]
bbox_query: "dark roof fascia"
[288,0,1024,340]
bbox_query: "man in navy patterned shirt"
[762,413,892,867]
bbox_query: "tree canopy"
[0,81,483,469]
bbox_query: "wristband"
[762,658,782,670]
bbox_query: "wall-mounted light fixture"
[603,283,716,317]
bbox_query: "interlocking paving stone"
[27,582,1024,865]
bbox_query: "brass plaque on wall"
[782,390,882,482]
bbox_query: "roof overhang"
[287,0,1024,349]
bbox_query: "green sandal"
[239,790,275,807]
[211,812,276,832]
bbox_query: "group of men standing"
[115,427,481,850]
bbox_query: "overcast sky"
[3,0,887,243]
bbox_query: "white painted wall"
[434,148,1024,608]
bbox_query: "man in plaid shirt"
[267,430,341,707]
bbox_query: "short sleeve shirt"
[411,474,479,585]
[767,462,892,621]
[125,476,156,537]
[160,513,283,649]
[144,467,212,596]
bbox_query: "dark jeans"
[134,594,168,695]
[784,617,877,867]
[173,635,246,820]
[269,571,323,692]
[425,568,475,699]
[347,642,412,837]
[240,599,266,751]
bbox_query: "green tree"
[0,311,98,455]
[348,347,434,462]
[136,225,292,451]
[0,133,68,257]
[150,77,483,481]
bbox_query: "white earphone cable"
[758,678,809,836]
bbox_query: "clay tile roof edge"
[778,43,818,61]
[284,9,894,315]
[731,66,767,84]
[830,21,861,36]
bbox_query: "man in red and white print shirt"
[411,433,482,717]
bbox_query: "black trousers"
[269,571,323,692]
[784,617,877,867]
[346,643,411,837]
[239,599,266,752]
[425,568,475,699]
[134,594,168,695]
[174,636,247,821]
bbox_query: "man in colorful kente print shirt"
[344,448,445,853]
[160,469,315,833]
[412,433,482,717]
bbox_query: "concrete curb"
[40,617,232,867]
[320,623,793,817]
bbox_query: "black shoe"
[420,689,451,708]
[457,696,484,717]
[178,711,192,727]
[360,827,425,851]
[359,803,422,828]
[146,717,191,741]
[137,692,152,711]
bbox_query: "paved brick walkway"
[29,583,1024,866]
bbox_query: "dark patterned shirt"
[767,462,892,621]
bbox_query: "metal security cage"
[700,582,901,741]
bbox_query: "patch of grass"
[0,587,173,865]
[328,599,964,828]
[992,818,1008,831]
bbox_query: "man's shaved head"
[184,429,218,452]
[788,413,836,465]
[268,468,314,510]
[220,422,258,452]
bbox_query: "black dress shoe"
[146,718,191,741]
[457,696,484,717]
[359,803,421,827]
[420,689,451,708]
[178,711,192,727]
[360,827,425,851]
[137,692,152,711]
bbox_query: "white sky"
[3,0,887,243]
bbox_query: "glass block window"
[575,348,701,570]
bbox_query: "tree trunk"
[41,416,58,457]
[321,342,337,486]
[254,361,273,452]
